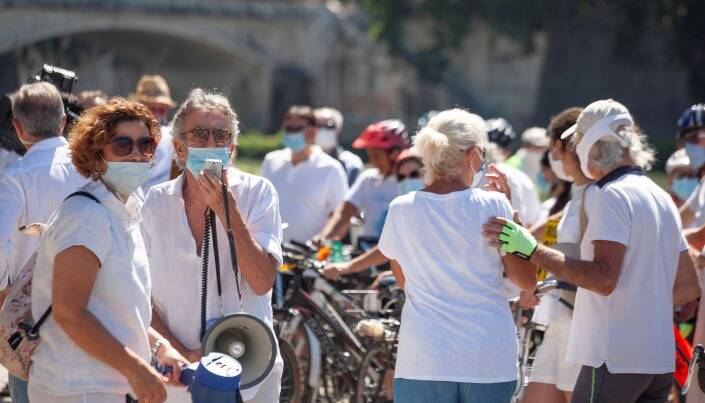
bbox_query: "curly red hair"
[69,97,161,178]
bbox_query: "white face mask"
[315,128,338,151]
[522,149,544,179]
[549,150,571,181]
[471,163,486,188]
[102,161,152,196]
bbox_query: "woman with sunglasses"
[377,109,536,403]
[28,98,188,403]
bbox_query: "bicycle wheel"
[356,343,393,403]
[279,337,304,403]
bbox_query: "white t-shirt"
[532,183,594,326]
[141,169,283,402]
[0,148,20,173]
[0,137,87,289]
[684,177,705,229]
[345,168,399,239]
[30,180,151,395]
[261,148,348,243]
[567,168,686,374]
[378,188,518,382]
[500,163,543,227]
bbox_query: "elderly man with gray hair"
[140,88,283,403]
[483,99,700,402]
[0,81,88,403]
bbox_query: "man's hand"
[197,169,236,220]
[322,262,350,280]
[155,342,190,386]
[483,217,538,259]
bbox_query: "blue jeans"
[394,378,516,403]
[9,375,29,403]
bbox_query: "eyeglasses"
[181,127,232,145]
[283,125,308,133]
[476,146,486,160]
[683,130,705,144]
[397,170,421,181]
[110,136,157,157]
[316,120,336,130]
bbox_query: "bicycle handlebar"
[534,279,577,296]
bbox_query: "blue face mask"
[186,147,231,176]
[685,143,705,172]
[672,176,700,201]
[102,161,152,196]
[399,178,424,195]
[283,131,307,153]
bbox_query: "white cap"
[561,99,634,141]
[521,127,549,147]
[665,148,690,174]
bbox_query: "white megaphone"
[163,313,278,403]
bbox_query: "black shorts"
[571,364,672,403]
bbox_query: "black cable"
[199,209,211,341]
[211,209,222,298]
[222,182,242,301]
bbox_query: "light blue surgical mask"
[283,131,307,153]
[672,176,700,201]
[536,171,550,195]
[399,178,424,195]
[102,161,152,196]
[685,143,705,172]
[186,147,230,176]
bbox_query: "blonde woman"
[377,108,537,402]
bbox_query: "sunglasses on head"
[398,170,421,181]
[110,136,157,157]
[181,127,232,145]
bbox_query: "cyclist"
[520,107,588,403]
[678,104,705,228]
[322,148,424,281]
[313,119,409,247]
[313,107,363,186]
[506,126,551,191]
[667,148,697,207]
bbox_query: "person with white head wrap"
[483,99,699,403]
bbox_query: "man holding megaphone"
[141,89,283,403]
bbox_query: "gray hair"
[11,82,65,139]
[572,125,655,172]
[314,107,344,132]
[413,108,486,182]
[171,88,239,143]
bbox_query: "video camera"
[0,64,82,155]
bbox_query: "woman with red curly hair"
[28,98,188,403]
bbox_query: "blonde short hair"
[413,108,486,182]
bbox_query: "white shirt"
[141,169,283,402]
[568,168,686,374]
[684,177,705,229]
[532,183,594,326]
[378,188,518,382]
[345,168,399,239]
[500,163,542,227]
[140,125,174,194]
[261,148,348,243]
[0,148,20,173]
[30,181,151,395]
[0,136,87,289]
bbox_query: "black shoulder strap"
[32,191,102,336]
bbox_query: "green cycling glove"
[499,220,538,260]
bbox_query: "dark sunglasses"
[181,127,232,145]
[284,125,307,133]
[110,136,157,157]
[316,119,337,130]
[398,170,421,181]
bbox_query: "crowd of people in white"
[0,73,704,403]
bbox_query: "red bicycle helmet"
[352,119,409,150]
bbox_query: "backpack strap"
[30,191,102,337]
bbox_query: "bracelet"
[151,339,168,357]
